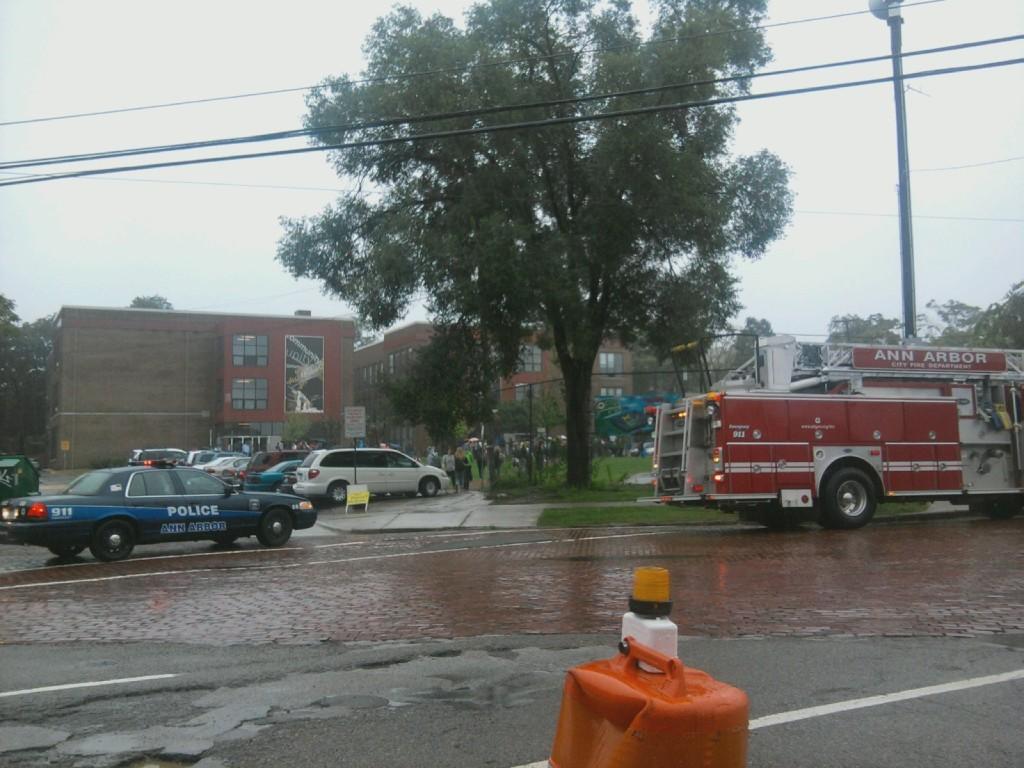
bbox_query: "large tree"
[975,282,1024,348]
[827,313,901,345]
[278,0,792,485]
[0,296,56,455]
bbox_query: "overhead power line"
[3,33,1019,173]
[795,209,1024,224]
[912,155,1024,172]
[1,57,1020,189]
[0,0,947,128]
[4,169,1020,222]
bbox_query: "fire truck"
[650,336,1024,528]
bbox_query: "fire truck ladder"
[723,338,1024,483]
[716,337,1024,390]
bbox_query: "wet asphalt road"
[0,517,1022,767]
[1,518,1022,643]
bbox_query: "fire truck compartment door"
[773,443,813,490]
[884,443,938,493]
[724,443,774,495]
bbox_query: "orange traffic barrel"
[549,636,748,768]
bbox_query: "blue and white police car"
[0,464,317,562]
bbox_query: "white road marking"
[0,674,178,698]
[509,668,1024,768]
[0,525,650,577]
[748,668,1024,729]
[0,530,675,591]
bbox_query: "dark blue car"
[243,459,303,493]
[0,465,317,562]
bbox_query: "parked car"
[244,460,303,493]
[244,450,309,480]
[279,467,299,496]
[0,465,316,561]
[185,449,234,467]
[216,457,252,486]
[293,448,448,504]
[128,448,187,466]
[196,455,244,473]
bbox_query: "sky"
[1,0,1021,343]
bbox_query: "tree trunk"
[562,360,593,488]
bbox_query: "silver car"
[293,448,448,504]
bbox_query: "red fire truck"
[650,336,1024,528]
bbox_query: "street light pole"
[871,0,917,339]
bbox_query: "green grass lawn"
[487,455,654,504]
[876,501,929,516]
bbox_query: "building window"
[515,383,531,401]
[598,351,623,375]
[600,387,624,397]
[519,344,542,372]
[232,334,268,366]
[232,378,268,410]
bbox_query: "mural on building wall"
[285,335,325,413]
[593,393,679,437]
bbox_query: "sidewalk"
[315,489,547,532]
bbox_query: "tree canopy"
[0,295,56,455]
[278,0,792,485]
[129,295,173,310]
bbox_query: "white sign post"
[344,407,366,439]
[344,407,367,485]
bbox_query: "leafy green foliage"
[494,390,564,434]
[384,323,500,446]
[827,313,901,344]
[974,282,1024,348]
[283,413,314,442]
[129,295,173,310]
[0,296,56,455]
[278,0,792,485]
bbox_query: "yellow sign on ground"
[345,484,370,513]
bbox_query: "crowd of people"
[424,438,567,492]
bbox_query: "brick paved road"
[0,519,1021,645]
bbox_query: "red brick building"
[499,338,634,401]
[50,306,355,467]
[352,322,434,456]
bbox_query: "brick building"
[49,306,355,467]
[352,322,434,456]
[499,338,634,401]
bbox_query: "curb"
[312,507,982,534]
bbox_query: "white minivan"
[293,448,448,504]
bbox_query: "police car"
[0,464,317,562]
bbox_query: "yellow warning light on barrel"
[632,566,670,604]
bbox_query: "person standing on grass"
[442,448,457,493]
[464,447,476,490]
[454,447,468,491]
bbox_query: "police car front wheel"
[90,519,136,562]
[257,508,293,547]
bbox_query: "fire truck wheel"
[821,468,877,529]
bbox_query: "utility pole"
[527,384,534,484]
[870,0,917,339]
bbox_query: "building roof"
[59,305,356,323]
